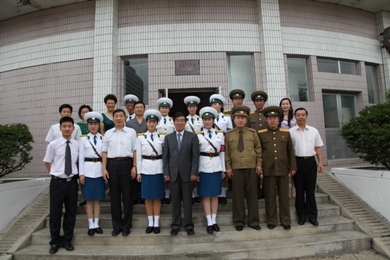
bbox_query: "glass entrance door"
[323,93,357,159]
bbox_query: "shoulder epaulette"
[137,132,145,136]
[279,128,290,133]
[159,132,167,135]
[247,128,256,132]
[258,129,268,134]
[80,134,88,137]
[195,131,203,135]
[250,111,255,115]
[216,130,224,133]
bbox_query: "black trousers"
[49,176,78,246]
[170,174,194,230]
[107,159,133,232]
[293,156,318,221]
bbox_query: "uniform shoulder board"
[80,134,88,137]
[159,132,167,135]
[195,131,203,135]
[137,132,145,136]
[224,110,231,116]
[216,130,224,133]
[279,128,290,133]
[250,111,255,115]
[247,128,256,132]
[258,129,268,134]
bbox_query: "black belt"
[51,175,77,182]
[296,156,315,160]
[108,157,133,162]
[84,158,102,162]
[142,155,163,160]
[200,152,220,157]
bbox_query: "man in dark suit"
[163,112,200,236]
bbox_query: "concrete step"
[76,193,330,214]
[31,216,356,246]
[66,203,341,229]
[13,231,371,259]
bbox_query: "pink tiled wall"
[118,0,258,27]
[279,0,377,40]
[0,59,94,176]
[0,1,95,47]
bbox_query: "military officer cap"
[123,94,139,104]
[84,112,103,123]
[229,89,245,100]
[157,97,173,108]
[231,105,250,117]
[209,94,227,106]
[251,91,268,102]
[262,106,282,117]
[144,109,162,121]
[184,96,200,106]
[199,107,218,119]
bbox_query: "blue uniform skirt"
[141,174,164,199]
[82,177,105,201]
[198,171,222,197]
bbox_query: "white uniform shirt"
[102,127,137,158]
[43,137,79,178]
[185,115,203,133]
[136,131,165,175]
[214,113,233,133]
[126,113,135,122]
[45,123,81,142]
[78,133,103,178]
[156,115,175,134]
[197,128,226,172]
[290,125,324,157]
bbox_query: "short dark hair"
[59,104,73,113]
[173,112,186,121]
[104,94,117,104]
[294,107,308,116]
[113,108,126,117]
[60,116,74,125]
[78,104,92,119]
[134,101,145,109]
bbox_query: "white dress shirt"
[45,123,81,142]
[102,127,137,158]
[185,115,203,133]
[78,133,103,178]
[126,113,135,122]
[156,116,175,134]
[197,128,226,172]
[136,131,165,175]
[215,113,232,132]
[289,125,324,157]
[43,137,79,178]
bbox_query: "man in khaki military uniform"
[258,106,297,230]
[247,90,268,199]
[225,106,262,231]
[224,89,245,117]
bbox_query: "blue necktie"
[208,130,212,139]
[217,115,219,122]
[151,134,154,141]
[191,118,194,124]
[177,133,181,149]
[164,118,167,124]
[94,135,97,145]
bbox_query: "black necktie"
[191,118,194,124]
[65,140,72,176]
[208,130,212,139]
[94,135,97,145]
[237,130,244,152]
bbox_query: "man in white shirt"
[45,104,81,142]
[289,107,324,227]
[124,94,139,121]
[43,117,79,254]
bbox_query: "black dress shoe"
[133,200,139,205]
[236,225,244,231]
[88,228,95,236]
[282,224,291,230]
[153,227,160,234]
[170,229,179,236]
[95,227,103,234]
[112,229,121,236]
[218,197,221,204]
[122,230,130,236]
[309,219,319,226]
[206,226,213,234]
[298,219,306,225]
[192,198,196,205]
[267,224,275,230]
[212,223,220,232]
[146,226,154,234]
[140,199,145,204]
[63,244,74,251]
[220,197,227,205]
[187,229,195,236]
[163,198,171,205]
[49,245,59,254]
[194,196,201,203]
[79,201,86,206]
[249,225,261,230]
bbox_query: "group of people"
[43,89,323,255]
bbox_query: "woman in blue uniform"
[136,109,165,234]
[78,112,105,236]
[197,107,226,234]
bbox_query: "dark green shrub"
[0,124,34,178]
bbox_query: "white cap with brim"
[199,107,218,119]
[124,94,139,104]
[157,97,173,108]
[184,96,200,106]
[144,109,162,121]
[209,94,226,106]
[84,112,103,123]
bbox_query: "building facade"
[1,0,389,175]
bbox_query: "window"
[287,57,310,101]
[227,54,254,101]
[366,64,380,104]
[317,58,357,75]
[124,57,148,104]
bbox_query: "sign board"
[175,60,200,75]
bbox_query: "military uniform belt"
[295,156,315,160]
[200,152,220,157]
[142,155,163,160]
[84,157,102,162]
[51,175,77,182]
[108,157,132,161]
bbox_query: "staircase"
[13,189,371,259]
